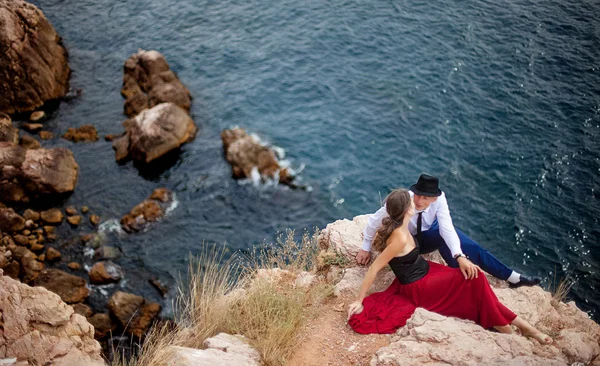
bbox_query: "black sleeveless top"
[388,236,429,284]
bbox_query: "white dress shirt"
[361,191,463,257]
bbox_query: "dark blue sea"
[28,0,600,319]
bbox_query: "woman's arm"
[348,234,406,319]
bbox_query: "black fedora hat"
[410,174,442,197]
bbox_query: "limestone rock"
[318,214,371,264]
[0,0,71,115]
[108,291,161,338]
[165,333,261,366]
[0,113,18,143]
[0,269,104,366]
[89,261,123,284]
[333,266,395,297]
[0,208,25,232]
[62,125,99,142]
[34,268,89,303]
[221,128,293,185]
[112,103,197,163]
[121,49,192,117]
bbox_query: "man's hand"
[355,249,371,265]
[347,300,364,320]
[457,257,483,280]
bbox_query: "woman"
[347,189,552,344]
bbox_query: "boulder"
[39,131,54,140]
[0,0,71,115]
[65,206,77,215]
[67,261,81,270]
[89,214,100,226]
[21,123,43,133]
[46,247,61,261]
[0,208,25,232]
[112,102,197,163]
[318,214,371,264]
[0,113,18,143]
[40,208,63,224]
[107,291,161,338]
[0,269,104,366]
[71,303,93,318]
[0,143,78,203]
[21,256,43,283]
[88,261,123,284]
[221,128,293,185]
[34,268,89,303]
[165,333,261,366]
[62,125,99,142]
[19,134,41,149]
[22,208,40,221]
[87,313,117,340]
[121,49,192,117]
[30,111,46,122]
[120,188,173,233]
[67,215,82,226]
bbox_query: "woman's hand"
[347,300,364,320]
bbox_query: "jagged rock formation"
[112,103,197,163]
[0,0,70,114]
[221,127,293,185]
[319,215,600,365]
[0,269,104,365]
[0,114,18,143]
[165,333,261,366]
[120,187,173,232]
[121,49,191,118]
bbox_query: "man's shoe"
[509,275,542,289]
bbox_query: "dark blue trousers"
[419,222,513,281]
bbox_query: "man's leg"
[438,228,512,281]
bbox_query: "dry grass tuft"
[549,272,574,307]
[115,229,330,366]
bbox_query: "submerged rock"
[120,188,173,233]
[34,268,89,303]
[62,125,99,142]
[0,269,104,365]
[221,128,293,186]
[89,261,123,284]
[121,49,192,117]
[112,102,197,163]
[0,0,70,115]
[19,134,41,149]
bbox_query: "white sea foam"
[98,219,126,237]
[83,247,94,259]
[165,192,179,215]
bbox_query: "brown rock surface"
[89,214,100,225]
[120,188,172,232]
[0,269,104,365]
[65,206,77,215]
[67,261,81,270]
[0,0,71,115]
[40,208,63,224]
[39,131,53,140]
[67,214,82,226]
[46,247,61,261]
[19,134,41,149]
[0,208,25,232]
[221,128,293,185]
[112,102,197,163]
[89,261,123,284]
[71,303,93,317]
[62,125,99,142]
[121,49,192,117]
[22,209,40,221]
[0,143,78,203]
[30,111,46,122]
[0,113,18,142]
[34,268,89,303]
[22,123,43,133]
[87,313,117,340]
[108,291,161,338]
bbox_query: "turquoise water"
[29,0,599,318]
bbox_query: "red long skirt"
[348,261,517,334]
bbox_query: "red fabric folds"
[348,261,517,334]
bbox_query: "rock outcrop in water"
[120,188,173,232]
[0,269,104,366]
[221,127,293,185]
[0,0,70,114]
[121,49,192,118]
[0,142,78,203]
[112,103,197,163]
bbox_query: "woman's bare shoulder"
[387,229,410,248]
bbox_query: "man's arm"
[435,193,463,257]
[355,206,388,265]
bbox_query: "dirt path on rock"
[287,294,390,366]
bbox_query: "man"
[356,174,541,288]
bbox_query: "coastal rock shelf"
[0,0,70,114]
